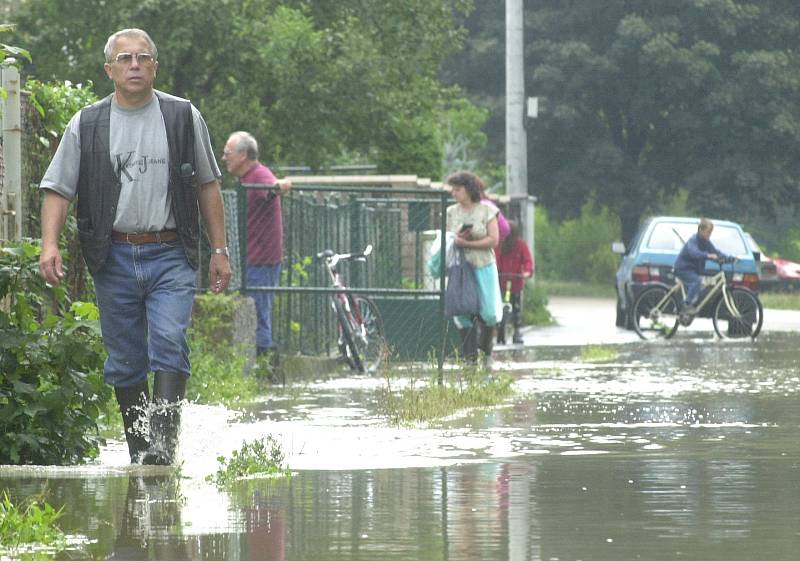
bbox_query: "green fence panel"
[222,184,450,370]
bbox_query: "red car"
[765,256,800,291]
[745,233,800,291]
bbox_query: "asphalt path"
[515,296,799,347]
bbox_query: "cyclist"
[673,218,733,313]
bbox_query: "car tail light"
[633,266,662,283]
[732,273,759,291]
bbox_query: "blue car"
[612,216,761,328]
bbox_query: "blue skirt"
[453,261,503,328]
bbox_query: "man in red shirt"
[223,131,291,356]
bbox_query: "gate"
[217,181,455,374]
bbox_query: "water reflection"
[2,334,800,559]
[4,456,798,561]
[111,476,189,560]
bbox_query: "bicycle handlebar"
[316,244,374,265]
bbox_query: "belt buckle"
[154,232,162,243]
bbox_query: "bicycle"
[631,256,763,341]
[496,273,527,345]
[317,244,386,373]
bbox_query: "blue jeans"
[93,241,196,387]
[677,269,702,307]
[247,263,281,349]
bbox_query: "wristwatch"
[212,246,230,257]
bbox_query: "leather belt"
[111,230,179,244]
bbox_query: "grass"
[537,279,615,298]
[188,332,262,406]
[759,291,800,311]
[378,366,515,424]
[0,491,65,552]
[209,436,291,486]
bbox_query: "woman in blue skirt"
[445,171,503,368]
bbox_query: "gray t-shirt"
[40,90,221,233]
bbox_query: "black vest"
[76,91,199,274]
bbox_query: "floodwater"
[3,330,800,561]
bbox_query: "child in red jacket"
[496,221,533,344]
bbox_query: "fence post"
[1,67,22,242]
[237,181,248,293]
[349,193,362,286]
[437,191,448,383]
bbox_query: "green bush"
[0,241,109,465]
[535,203,621,283]
[522,281,555,326]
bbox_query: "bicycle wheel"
[631,286,679,340]
[712,288,763,339]
[352,296,386,373]
[334,298,364,372]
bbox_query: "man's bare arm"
[39,190,70,285]
[197,180,232,293]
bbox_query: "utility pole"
[505,0,526,199]
[506,0,535,258]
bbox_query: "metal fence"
[214,183,455,369]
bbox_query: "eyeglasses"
[112,52,156,65]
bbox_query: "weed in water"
[379,364,515,425]
[209,436,291,486]
[0,491,65,552]
[580,345,618,362]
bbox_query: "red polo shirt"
[243,162,283,265]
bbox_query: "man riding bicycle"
[673,218,733,313]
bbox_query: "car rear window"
[646,222,747,255]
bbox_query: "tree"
[528,1,800,245]
[0,23,31,82]
[444,1,800,245]
[11,0,474,177]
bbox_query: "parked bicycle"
[631,256,763,341]
[317,244,386,373]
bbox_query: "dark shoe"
[115,381,151,464]
[478,325,495,369]
[511,309,523,344]
[458,326,478,364]
[140,372,186,466]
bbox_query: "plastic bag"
[444,248,480,318]
[426,232,456,277]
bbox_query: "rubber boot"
[479,325,495,370]
[140,371,186,466]
[114,380,151,464]
[511,300,524,345]
[458,325,478,364]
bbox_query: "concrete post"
[1,66,22,241]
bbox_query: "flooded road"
[2,305,800,560]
